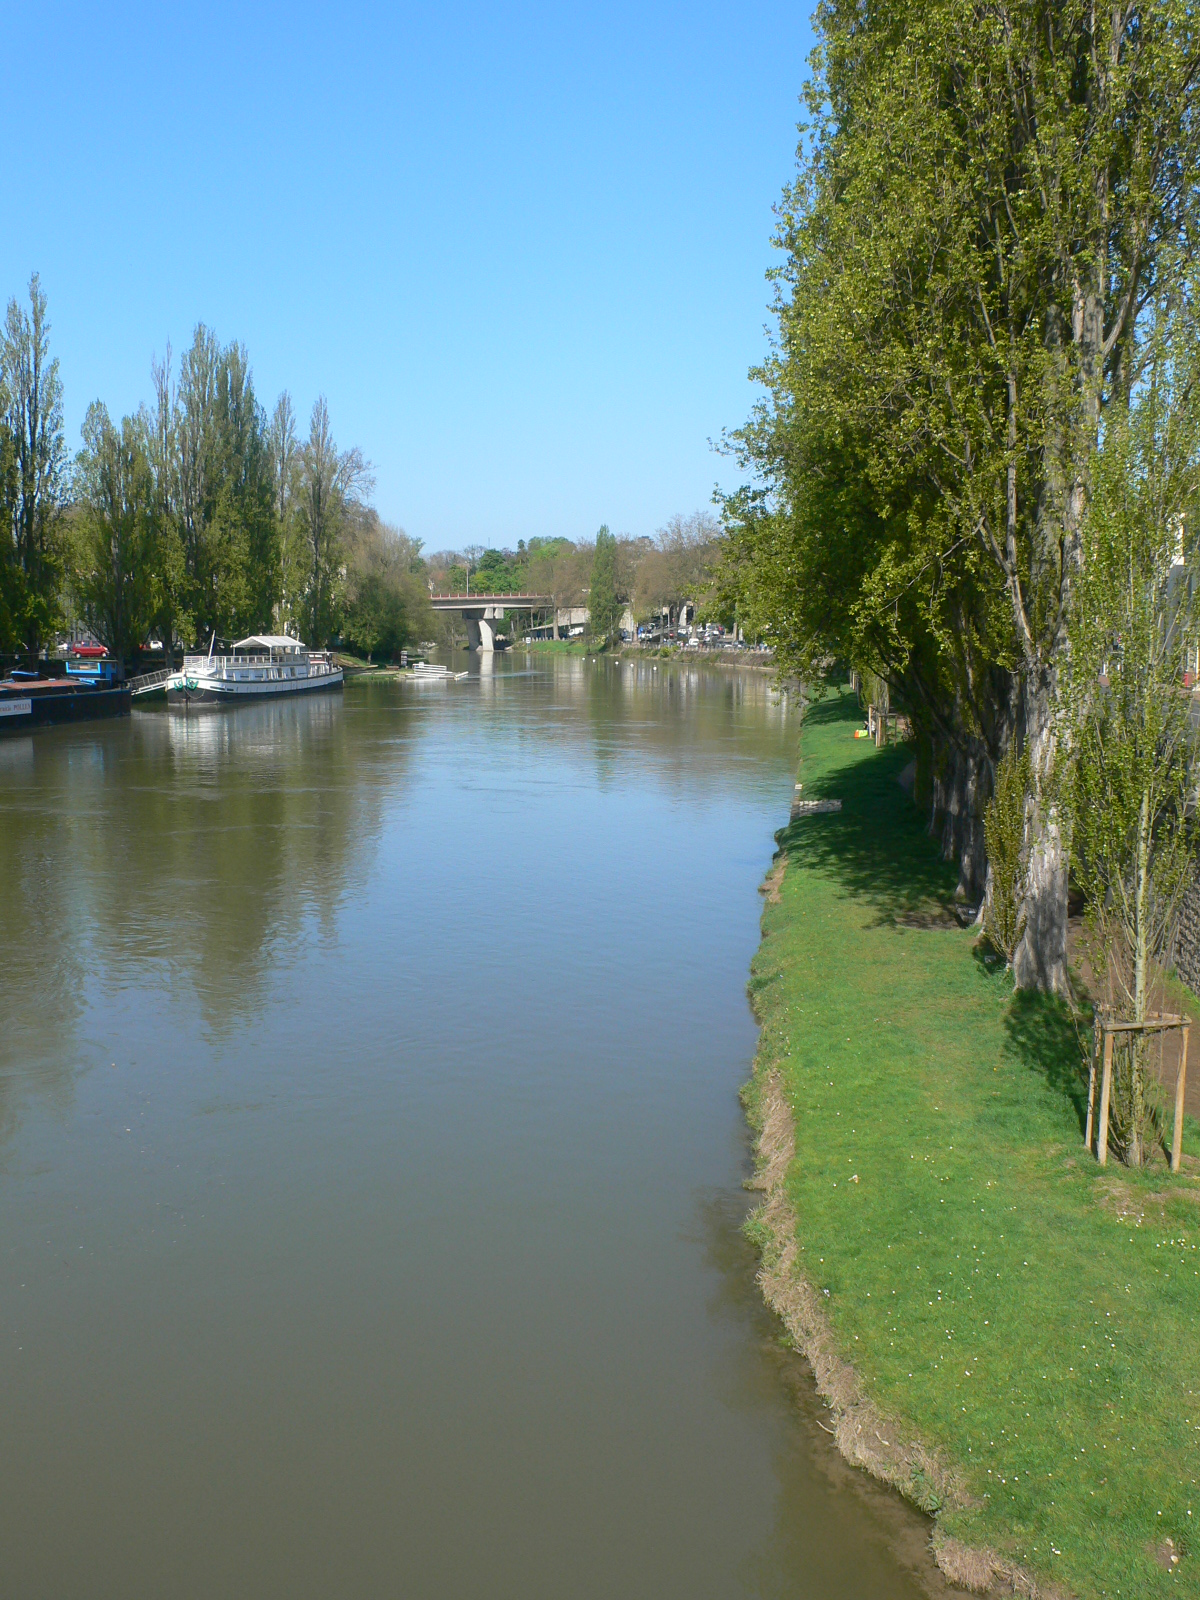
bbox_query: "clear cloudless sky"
[0,1,815,551]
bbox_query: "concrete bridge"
[429,593,554,652]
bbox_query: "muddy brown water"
[0,654,944,1599]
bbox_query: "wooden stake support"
[1097,1026,1115,1167]
[1088,1010,1190,1173]
[1175,1024,1191,1174]
[1085,1018,1099,1152]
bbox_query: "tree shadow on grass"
[779,696,958,927]
[1001,988,1090,1135]
[792,694,1093,1136]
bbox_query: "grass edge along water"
[744,686,1200,1599]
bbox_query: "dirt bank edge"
[743,1047,1064,1599]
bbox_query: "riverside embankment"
[747,688,1200,1598]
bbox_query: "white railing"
[177,653,340,684]
[128,667,172,695]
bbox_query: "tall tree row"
[0,274,66,653]
[722,0,1200,993]
[0,275,398,660]
[64,323,387,656]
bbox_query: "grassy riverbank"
[749,688,1200,1598]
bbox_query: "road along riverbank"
[745,687,1200,1598]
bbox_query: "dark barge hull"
[0,683,131,734]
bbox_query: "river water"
[0,655,939,1599]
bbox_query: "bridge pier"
[462,608,504,652]
[428,592,553,652]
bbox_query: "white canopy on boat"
[232,635,308,653]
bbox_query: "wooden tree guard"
[868,705,894,747]
[1086,1010,1191,1172]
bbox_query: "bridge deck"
[429,593,553,608]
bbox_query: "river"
[0,655,940,1599]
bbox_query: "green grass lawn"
[749,687,1200,1598]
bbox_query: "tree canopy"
[721,0,1200,991]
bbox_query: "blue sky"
[1,2,814,550]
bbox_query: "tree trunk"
[959,733,993,907]
[928,737,990,905]
[1012,666,1069,994]
[1126,789,1153,1166]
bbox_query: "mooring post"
[1097,1027,1114,1166]
[1173,1024,1190,1175]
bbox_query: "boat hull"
[165,672,344,707]
[0,683,131,735]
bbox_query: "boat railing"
[128,667,173,696]
[178,652,339,678]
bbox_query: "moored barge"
[0,648,131,734]
[165,635,343,707]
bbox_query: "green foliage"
[723,0,1200,683]
[70,404,157,660]
[588,524,620,644]
[422,523,720,644]
[1064,322,1200,1163]
[631,511,721,623]
[753,690,1200,1598]
[0,273,66,652]
[470,547,524,593]
[295,395,371,646]
[0,419,24,650]
[0,277,390,657]
[341,571,407,660]
[171,327,281,643]
[718,0,1200,981]
[854,666,888,715]
[982,743,1029,968]
[340,513,430,661]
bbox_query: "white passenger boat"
[165,635,343,707]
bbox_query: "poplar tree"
[1065,298,1200,1163]
[725,0,1200,991]
[141,346,186,660]
[296,396,371,644]
[71,403,157,661]
[1,273,65,654]
[0,412,20,651]
[168,325,279,643]
[588,524,620,645]
[268,392,299,629]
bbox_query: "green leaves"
[723,0,1200,978]
[588,525,621,645]
[983,743,1030,968]
[70,403,157,661]
[0,273,66,652]
[1065,330,1200,1025]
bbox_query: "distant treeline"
[0,274,726,661]
[426,511,727,641]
